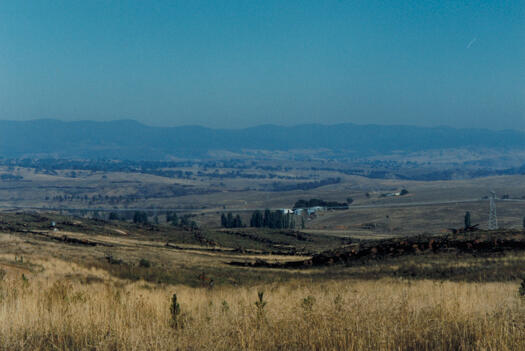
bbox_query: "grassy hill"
[0,212,523,350]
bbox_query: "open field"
[0,160,524,350]
[0,211,523,350]
[1,160,525,236]
[0,266,523,350]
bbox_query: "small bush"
[139,258,151,268]
[519,278,525,297]
[170,293,182,329]
[333,294,343,307]
[301,295,316,313]
[255,291,267,321]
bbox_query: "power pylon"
[488,191,498,230]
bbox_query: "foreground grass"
[0,258,523,350]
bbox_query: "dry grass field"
[0,255,524,351]
[0,212,523,350]
[2,165,525,238]
[0,166,524,350]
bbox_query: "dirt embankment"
[230,231,525,268]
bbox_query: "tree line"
[249,210,298,229]
[220,210,300,229]
[221,213,244,228]
[293,198,350,210]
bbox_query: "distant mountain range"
[0,119,524,160]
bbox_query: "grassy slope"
[0,213,524,350]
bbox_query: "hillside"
[0,211,523,350]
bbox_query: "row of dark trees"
[166,212,195,228]
[221,210,298,229]
[221,212,244,228]
[250,210,297,229]
[106,211,197,229]
[293,198,349,210]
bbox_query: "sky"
[0,1,523,129]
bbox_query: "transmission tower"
[488,191,498,230]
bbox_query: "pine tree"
[263,209,271,227]
[133,211,148,224]
[464,211,471,229]
[227,212,233,228]
[169,212,179,226]
[251,210,263,227]
[234,214,243,228]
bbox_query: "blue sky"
[0,1,523,129]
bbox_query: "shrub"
[301,295,316,313]
[139,258,151,268]
[255,291,267,321]
[221,300,229,312]
[519,278,525,297]
[170,293,182,329]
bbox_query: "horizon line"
[0,118,523,133]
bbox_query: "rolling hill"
[1,119,524,160]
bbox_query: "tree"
[190,221,198,230]
[250,210,263,227]
[263,209,271,227]
[233,214,243,228]
[250,210,295,229]
[133,211,148,224]
[221,212,242,228]
[109,212,119,220]
[464,211,471,229]
[172,213,179,226]
[167,212,179,226]
[346,197,354,205]
[180,215,190,227]
[227,213,233,228]
[286,213,293,229]
[523,216,525,230]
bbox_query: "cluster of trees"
[293,198,349,210]
[106,211,197,229]
[250,210,297,229]
[133,211,149,224]
[166,212,197,228]
[221,213,244,228]
[270,177,341,192]
[46,193,156,206]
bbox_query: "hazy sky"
[0,1,523,129]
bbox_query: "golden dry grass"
[0,255,523,351]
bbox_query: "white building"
[307,206,325,215]
[293,208,304,215]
